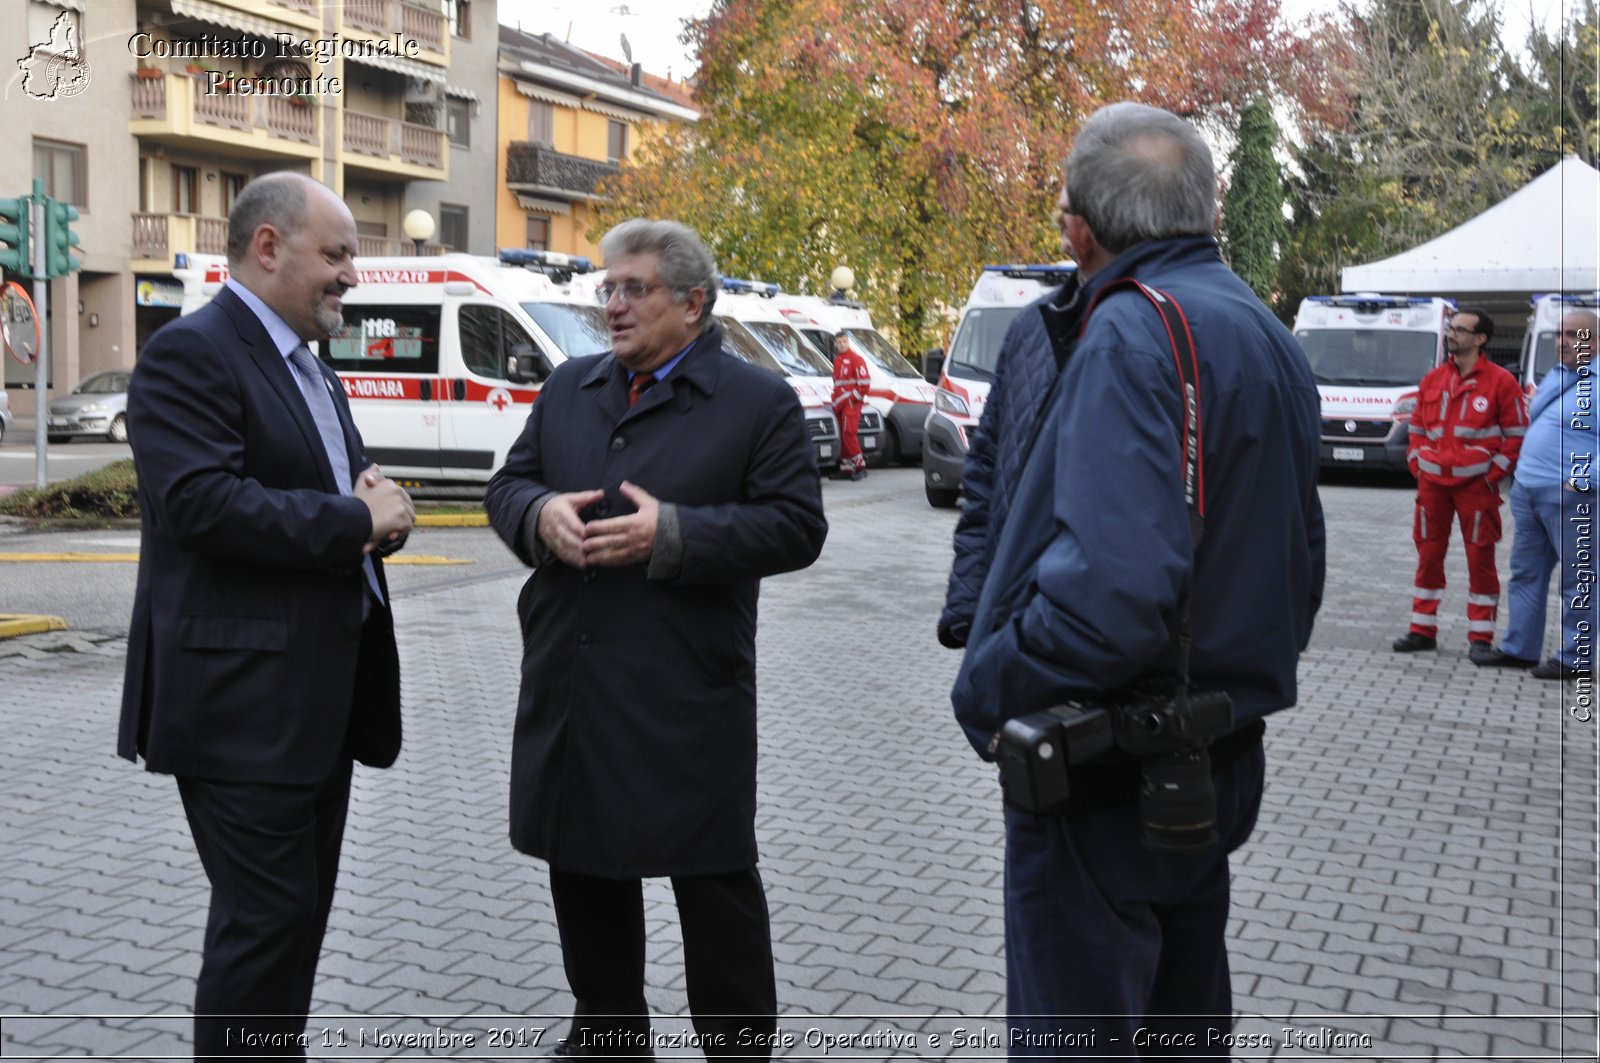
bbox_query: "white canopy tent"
[1341,155,1600,298]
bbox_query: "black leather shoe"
[1392,632,1437,652]
[1471,645,1538,668]
[1531,658,1591,680]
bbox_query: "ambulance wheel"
[926,483,960,508]
[873,426,899,467]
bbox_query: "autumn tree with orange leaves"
[593,0,1344,352]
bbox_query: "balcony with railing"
[342,110,446,179]
[343,0,447,58]
[506,142,620,201]
[356,236,447,257]
[131,212,229,267]
[129,72,320,156]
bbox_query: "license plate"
[1332,447,1364,462]
[862,436,879,450]
[819,445,833,459]
[48,419,68,428]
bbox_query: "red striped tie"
[628,372,655,408]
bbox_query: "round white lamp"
[403,209,436,255]
[830,265,856,296]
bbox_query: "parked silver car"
[0,388,12,445]
[47,369,132,443]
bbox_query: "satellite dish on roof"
[620,34,633,63]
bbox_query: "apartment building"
[497,25,698,260]
[0,0,496,417]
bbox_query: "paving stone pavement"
[0,468,1596,1060]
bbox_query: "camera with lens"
[997,682,1234,851]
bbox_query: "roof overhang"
[170,0,308,43]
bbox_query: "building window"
[172,165,200,215]
[526,215,550,251]
[607,120,628,164]
[528,101,554,146]
[220,171,247,213]
[443,0,471,39]
[439,204,468,251]
[33,138,86,207]
[445,97,471,148]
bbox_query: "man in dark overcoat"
[484,218,827,1058]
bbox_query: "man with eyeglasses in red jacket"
[1393,308,1528,662]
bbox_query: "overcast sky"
[496,0,1577,84]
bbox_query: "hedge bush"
[0,458,139,521]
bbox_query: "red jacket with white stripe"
[832,347,870,409]
[1406,356,1527,486]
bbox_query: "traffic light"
[0,196,30,276]
[44,197,80,278]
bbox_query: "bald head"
[1559,309,1598,370]
[227,172,323,266]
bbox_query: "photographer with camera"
[946,103,1325,1057]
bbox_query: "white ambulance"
[578,269,846,471]
[1520,292,1599,396]
[772,293,934,466]
[175,249,606,484]
[713,278,872,464]
[1292,293,1454,472]
[921,264,1076,507]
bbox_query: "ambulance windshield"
[718,318,788,375]
[947,306,1025,380]
[1296,329,1438,386]
[843,329,919,378]
[522,302,612,359]
[743,322,831,376]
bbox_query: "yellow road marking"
[0,614,68,638]
[0,552,473,566]
[415,513,488,527]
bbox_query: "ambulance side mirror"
[506,344,553,384]
[922,348,945,385]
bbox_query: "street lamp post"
[402,209,435,255]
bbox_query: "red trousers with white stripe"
[836,398,865,474]
[1409,477,1503,642]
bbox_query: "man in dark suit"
[485,219,827,1058]
[120,171,414,1058]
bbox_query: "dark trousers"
[548,866,777,1059]
[1003,743,1265,1060]
[177,758,353,1060]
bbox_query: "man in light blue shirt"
[1480,309,1600,678]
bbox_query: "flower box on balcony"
[135,67,163,79]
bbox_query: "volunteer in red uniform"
[831,332,871,480]
[1393,308,1528,661]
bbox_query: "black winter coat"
[485,324,827,877]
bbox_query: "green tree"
[1526,0,1600,164]
[1221,98,1287,302]
[1274,0,1568,319]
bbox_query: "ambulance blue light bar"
[498,248,594,273]
[985,264,1077,283]
[721,277,782,297]
[174,253,190,270]
[1527,291,1600,307]
[1308,294,1443,309]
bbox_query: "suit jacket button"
[578,634,592,649]
[596,500,612,516]
[611,437,626,451]
[583,570,597,583]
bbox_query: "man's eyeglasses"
[1447,324,1482,334]
[596,281,670,306]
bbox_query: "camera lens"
[1138,746,1218,851]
